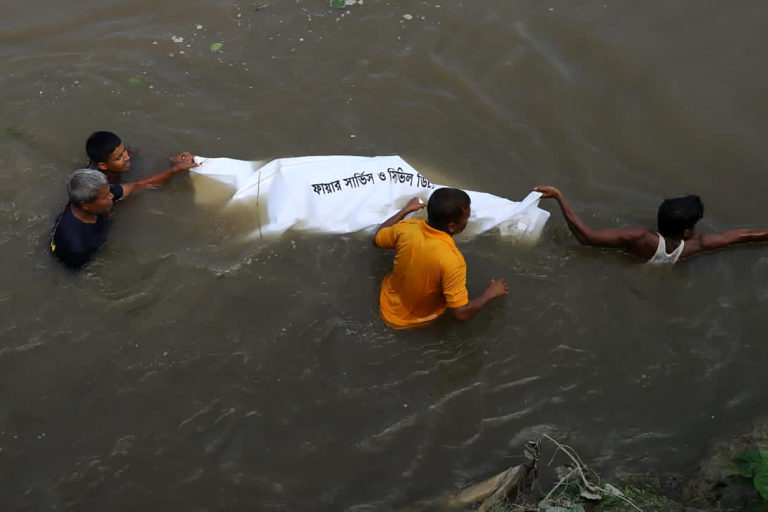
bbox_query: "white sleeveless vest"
[647,233,684,265]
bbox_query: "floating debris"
[128,77,142,86]
[210,42,224,52]
[6,127,22,136]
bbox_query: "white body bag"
[190,155,549,241]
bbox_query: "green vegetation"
[730,450,768,500]
[728,449,768,511]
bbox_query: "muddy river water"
[2,1,767,510]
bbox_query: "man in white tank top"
[534,186,768,264]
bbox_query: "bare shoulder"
[678,234,705,258]
[625,226,656,241]
[615,226,656,246]
[625,228,659,259]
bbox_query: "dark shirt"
[50,184,124,269]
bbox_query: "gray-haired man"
[50,169,144,269]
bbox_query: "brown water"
[2,1,768,510]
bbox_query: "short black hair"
[86,131,121,164]
[427,188,471,230]
[657,195,704,238]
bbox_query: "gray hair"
[68,169,108,205]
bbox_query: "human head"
[68,169,113,213]
[427,187,471,235]
[657,195,704,239]
[86,131,131,173]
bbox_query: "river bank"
[415,417,768,511]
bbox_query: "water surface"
[2,1,768,510]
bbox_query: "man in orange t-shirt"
[374,188,508,329]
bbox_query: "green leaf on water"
[210,42,223,52]
[755,465,768,501]
[6,127,22,135]
[128,77,142,86]
[732,450,768,501]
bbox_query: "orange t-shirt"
[375,219,469,329]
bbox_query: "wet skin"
[98,143,131,174]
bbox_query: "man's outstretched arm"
[373,197,425,247]
[449,279,508,322]
[535,186,646,248]
[132,151,199,187]
[119,152,198,197]
[693,228,768,253]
